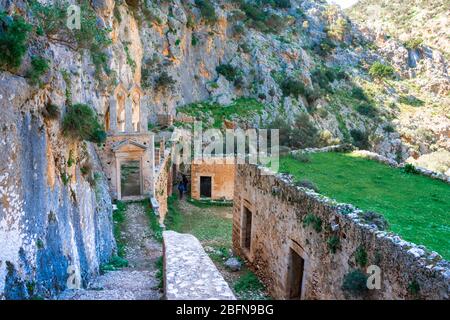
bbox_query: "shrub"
[232,23,245,36]
[43,103,60,119]
[303,213,322,233]
[216,64,238,82]
[280,78,307,98]
[313,38,336,56]
[403,163,419,174]
[295,179,319,193]
[408,280,420,296]
[191,33,199,46]
[291,113,319,149]
[80,162,93,176]
[369,62,395,79]
[155,71,176,91]
[350,129,370,149]
[342,270,368,295]
[240,2,285,33]
[356,103,377,118]
[311,66,346,92]
[0,11,32,69]
[62,103,106,144]
[100,255,129,273]
[267,116,292,147]
[383,124,395,133]
[327,235,340,253]
[404,38,423,50]
[273,0,291,9]
[355,246,368,267]
[195,0,217,25]
[351,86,368,101]
[26,56,49,86]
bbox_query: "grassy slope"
[279,152,450,260]
[176,97,264,129]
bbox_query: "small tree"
[195,0,217,25]
[62,104,106,144]
[216,64,238,82]
[369,62,395,79]
[280,78,307,98]
[0,11,32,69]
[342,270,368,296]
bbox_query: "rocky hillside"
[0,0,449,298]
[347,0,450,58]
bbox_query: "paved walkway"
[58,203,162,300]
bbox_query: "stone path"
[58,202,162,300]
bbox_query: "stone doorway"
[200,176,212,198]
[287,248,305,299]
[242,206,252,251]
[120,160,141,197]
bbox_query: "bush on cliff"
[195,0,217,25]
[62,104,106,144]
[369,61,395,79]
[342,270,368,296]
[0,11,32,69]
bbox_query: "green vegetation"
[0,11,32,69]
[404,38,423,50]
[350,129,370,149]
[42,103,60,120]
[239,0,285,33]
[311,65,347,93]
[113,201,127,258]
[144,201,163,242]
[267,113,319,149]
[177,98,264,129]
[216,64,239,82]
[29,0,111,78]
[233,271,266,299]
[327,235,340,254]
[155,256,163,289]
[408,280,420,296]
[165,195,231,247]
[303,213,323,233]
[280,77,308,98]
[355,246,368,267]
[369,61,395,79]
[279,152,450,259]
[402,163,419,174]
[101,201,129,273]
[155,71,176,92]
[62,103,107,144]
[195,0,217,25]
[26,56,49,86]
[342,270,368,295]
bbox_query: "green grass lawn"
[279,152,450,260]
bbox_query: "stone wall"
[191,157,235,200]
[232,164,450,300]
[163,230,235,300]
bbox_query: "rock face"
[0,73,115,299]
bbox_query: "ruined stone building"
[190,156,235,201]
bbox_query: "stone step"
[58,270,161,300]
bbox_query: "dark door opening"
[121,160,141,197]
[200,176,212,198]
[242,207,252,250]
[287,249,305,299]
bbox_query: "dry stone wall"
[232,164,450,300]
